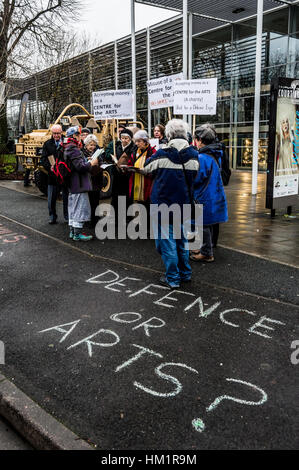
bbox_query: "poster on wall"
[92,89,133,120]
[266,78,299,209]
[147,73,183,110]
[173,79,217,115]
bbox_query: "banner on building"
[173,79,217,115]
[147,73,183,110]
[18,92,30,135]
[266,78,299,210]
[92,89,133,120]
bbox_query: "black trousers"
[24,169,31,186]
[48,185,69,222]
[212,224,220,247]
[88,191,100,227]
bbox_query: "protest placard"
[147,73,183,110]
[92,89,133,120]
[173,79,217,115]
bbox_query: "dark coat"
[41,137,64,185]
[83,146,104,192]
[143,142,199,208]
[65,143,92,194]
[193,143,228,225]
[111,140,137,198]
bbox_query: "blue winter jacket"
[193,143,228,226]
[143,140,199,208]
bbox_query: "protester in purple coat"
[65,126,98,242]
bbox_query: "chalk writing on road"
[86,270,286,340]
[0,223,27,244]
[36,269,291,437]
[0,341,5,365]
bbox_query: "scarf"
[133,146,149,202]
[67,137,82,148]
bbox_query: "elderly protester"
[142,119,199,289]
[110,128,137,224]
[80,127,91,148]
[105,123,127,162]
[41,124,68,224]
[65,126,99,241]
[83,134,104,227]
[190,124,228,263]
[154,124,168,147]
[127,130,156,204]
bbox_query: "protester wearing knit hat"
[66,126,80,137]
[81,127,91,148]
[65,128,99,241]
[110,128,137,226]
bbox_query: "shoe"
[159,276,180,289]
[73,233,93,242]
[190,252,214,262]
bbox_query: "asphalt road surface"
[0,186,298,450]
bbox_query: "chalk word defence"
[0,341,5,365]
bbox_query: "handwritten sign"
[92,89,133,120]
[147,73,183,110]
[173,79,217,115]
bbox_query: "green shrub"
[3,165,15,175]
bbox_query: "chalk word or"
[0,341,5,365]
[192,378,268,433]
[291,340,299,365]
[86,270,286,341]
[0,223,27,244]
[39,319,199,398]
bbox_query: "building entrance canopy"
[134,0,299,195]
[135,0,298,24]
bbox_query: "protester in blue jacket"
[190,124,228,263]
[142,119,199,289]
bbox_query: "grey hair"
[84,134,98,146]
[134,130,149,143]
[194,123,217,145]
[165,119,189,141]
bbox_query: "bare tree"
[0,0,85,143]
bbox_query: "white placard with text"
[147,73,183,110]
[92,89,134,120]
[173,79,217,115]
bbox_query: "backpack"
[220,144,231,186]
[221,165,231,186]
[52,144,72,187]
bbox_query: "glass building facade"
[7,3,299,170]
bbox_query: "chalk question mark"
[192,378,268,433]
